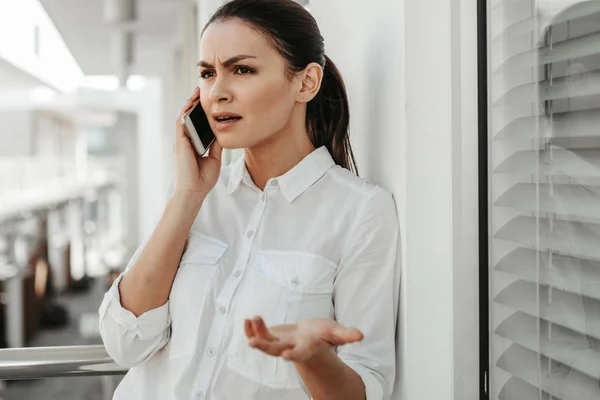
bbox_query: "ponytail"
[307,56,358,175]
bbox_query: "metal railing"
[0,345,127,380]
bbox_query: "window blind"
[488,1,600,399]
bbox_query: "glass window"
[487,0,600,398]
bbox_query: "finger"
[176,89,200,125]
[248,338,295,357]
[252,316,273,340]
[330,326,364,344]
[176,88,200,142]
[175,124,193,152]
[173,140,190,154]
[208,139,222,163]
[244,319,255,339]
[180,87,199,110]
[184,87,200,114]
[177,97,197,121]
[190,86,200,101]
[176,110,191,142]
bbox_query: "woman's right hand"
[173,87,223,205]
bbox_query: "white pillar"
[136,77,167,240]
[404,0,479,398]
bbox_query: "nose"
[208,77,232,103]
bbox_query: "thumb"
[330,325,364,344]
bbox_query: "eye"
[235,66,254,75]
[199,70,215,79]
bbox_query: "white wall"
[134,78,168,241]
[404,0,457,397]
[112,112,139,248]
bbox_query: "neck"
[244,117,315,191]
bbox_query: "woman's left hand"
[244,316,364,363]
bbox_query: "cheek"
[199,95,211,115]
[244,80,294,128]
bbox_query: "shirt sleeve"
[98,179,176,368]
[333,189,401,400]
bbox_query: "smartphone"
[183,100,216,156]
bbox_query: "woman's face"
[198,19,300,149]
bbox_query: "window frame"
[477,0,490,399]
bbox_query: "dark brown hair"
[203,0,358,175]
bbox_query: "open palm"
[244,316,364,363]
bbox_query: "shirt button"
[207,348,216,357]
[270,179,278,187]
[260,193,266,202]
[233,270,241,278]
[194,392,204,399]
[291,277,300,286]
[247,230,254,238]
[218,306,227,315]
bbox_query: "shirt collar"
[225,146,336,202]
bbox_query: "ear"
[295,62,323,104]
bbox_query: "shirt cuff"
[342,360,385,400]
[99,273,171,341]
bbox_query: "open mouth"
[213,114,243,130]
[215,116,242,122]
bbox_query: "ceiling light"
[126,75,146,92]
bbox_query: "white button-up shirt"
[99,146,400,400]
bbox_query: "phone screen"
[188,102,215,148]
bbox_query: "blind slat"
[494,216,600,261]
[497,343,600,400]
[494,149,600,178]
[493,71,600,106]
[491,3,600,42]
[495,183,600,220]
[496,311,600,379]
[494,109,600,141]
[494,31,600,74]
[495,280,600,340]
[496,248,600,301]
[499,376,551,400]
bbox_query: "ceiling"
[0,58,47,90]
[39,0,192,75]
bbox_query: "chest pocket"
[227,251,337,389]
[168,233,229,359]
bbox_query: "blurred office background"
[0,1,219,398]
[1,0,600,399]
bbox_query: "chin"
[215,136,247,150]
[216,133,262,151]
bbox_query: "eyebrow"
[197,55,257,68]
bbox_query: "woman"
[99,0,400,399]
